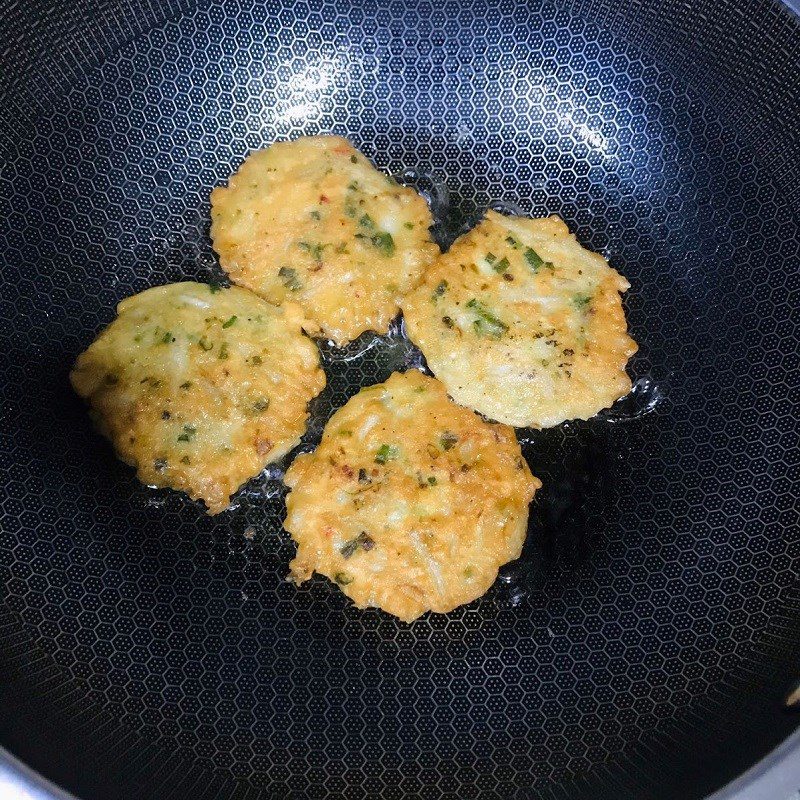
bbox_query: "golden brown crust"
[283,370,540,622]
[210,135,438,345]
[70,282,325,513]
[402,211,638,427]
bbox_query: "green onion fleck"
[573,293,593,309]
[492,256,510,274]
[350,154,358,164]
[177,424,197,443]
[404,222,415,229]
[440,431,459,451]
[252,397,270,413]
[218,342,229,360]
[310,210,321,220]
[251,355,263,365]
[298,241,328,261]
[222,315,237,329]
[340,531,376,559]
[335,571,353,585]
[358,213,375,229]
[179,381,192,389]
[161,331,174,344]
[466,298,508,338]
[485,252,497,264]
[375,444,399,464]
[278,266,302,291]
[431,279,448,300]
[370,231,395,257]
[198,336,213,351]
[505,235,519,249]
[524,247,544,271]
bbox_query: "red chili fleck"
[319,194,330,203]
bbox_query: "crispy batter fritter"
[402,212,637,427]
[283,369,540,622]
[70,282,325,513]
[210,135,438,346]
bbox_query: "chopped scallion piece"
[278,266,302,291]
[432,279,448,300]
[222,315,237,328]
[340,531,376,559]
[440,431,459,451]
[524,247,544,271]
[492,256,510,274]
[466,298,508,338]
[375,444,399,464]
[298,241,328,261]
[573,293,593,309]
[369,230,395,257]
[177,424,197,443]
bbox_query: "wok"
[1,1,799,798]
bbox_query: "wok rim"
[2,728,800,800]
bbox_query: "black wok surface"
[1,1,799,798]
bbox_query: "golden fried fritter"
[402,212,638,427]
[210,135,438,346]
[283,369,540,622]
[70,282,325,513]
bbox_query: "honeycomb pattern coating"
[1,1,799,799]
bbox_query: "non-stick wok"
[1,1,799,798]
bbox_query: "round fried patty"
[283,369,540,622]
[70,282,325,513]
[402,212,637,427]
[210,135,438,345]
